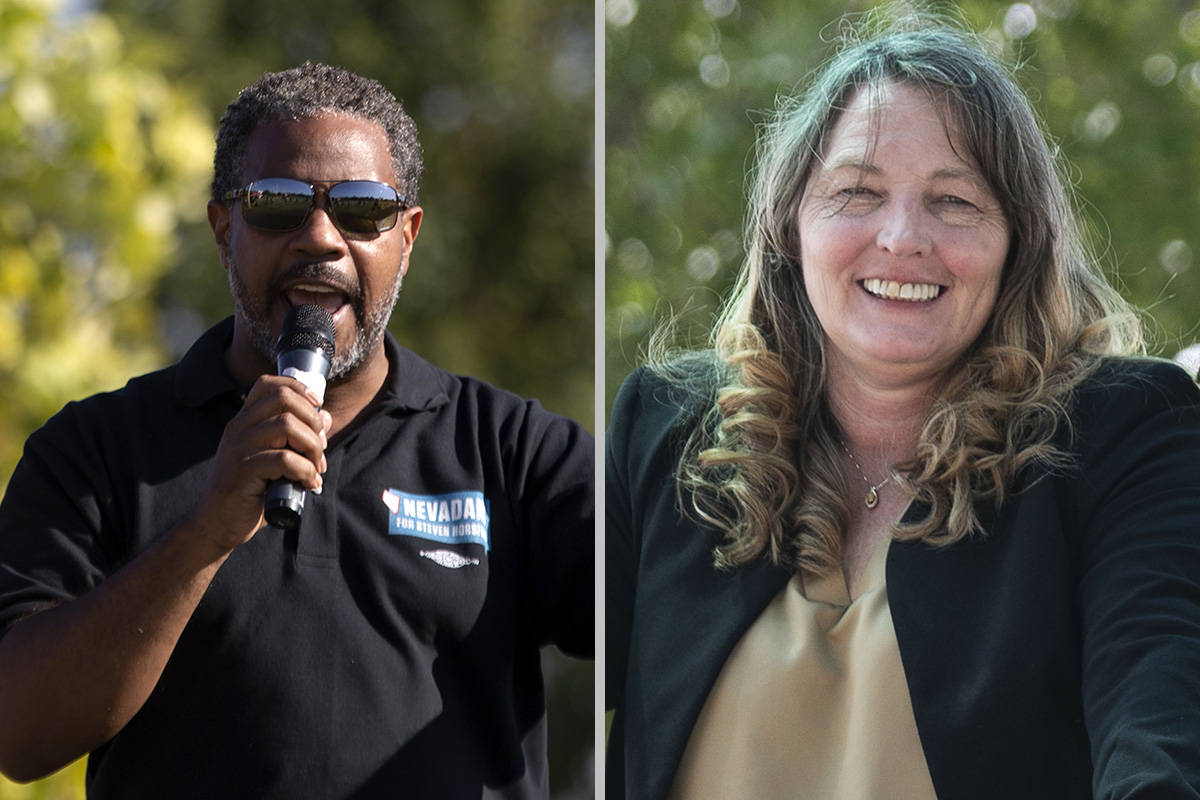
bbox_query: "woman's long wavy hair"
[664,19,1143,574]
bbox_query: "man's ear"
[399,206,423,278]
[207,200,231,269]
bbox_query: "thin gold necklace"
[839,438,892,510]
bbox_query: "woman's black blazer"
[606,358,1200,800]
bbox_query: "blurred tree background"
[606,0,1200,403]
[0,0,593,797]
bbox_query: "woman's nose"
[875,199,932,257]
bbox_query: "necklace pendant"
[865,486,879,509]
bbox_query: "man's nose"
[293,195,347,254]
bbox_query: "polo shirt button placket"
[294,445,343,569]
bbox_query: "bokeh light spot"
[1004,4,1037,39]
[1159,239,1192,274]
[1143,53,1178,87]
[699,53,730,89]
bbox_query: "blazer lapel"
[625,513,790,799]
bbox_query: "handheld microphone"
[264,304,335,530]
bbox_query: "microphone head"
[277,304,335,361]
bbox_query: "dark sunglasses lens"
[241,178,314,230]
[329,181,401,234]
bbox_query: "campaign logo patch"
[419,549,481,569]
[380,489,490,551]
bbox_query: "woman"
[606,19,1200,800]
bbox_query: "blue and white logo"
[381,489,490,551]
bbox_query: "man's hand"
[194,375,333,554]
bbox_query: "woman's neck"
[824,358,941,469]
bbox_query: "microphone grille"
[278,304,335,361]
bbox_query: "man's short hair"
[211,62,422,204]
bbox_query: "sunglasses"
[224,178,407,236]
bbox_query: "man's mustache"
[268,263,364,318]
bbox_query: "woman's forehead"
[814,81,983,180]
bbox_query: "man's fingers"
[239,377,323,431]
[239,449,324,492]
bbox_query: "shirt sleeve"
[508,398,595,658]
[1075,362,1200,797]
[0,401,118,636]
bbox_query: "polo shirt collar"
[174,316,240,408]
[375,329,453,413]
[173,316,452,413]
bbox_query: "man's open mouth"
[284,283,351,315]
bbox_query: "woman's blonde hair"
[663,18,1142,574]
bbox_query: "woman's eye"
[821,185,883,216]
[938,194,974,207]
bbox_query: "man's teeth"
[286,284,347,314]
[862,278,941,302]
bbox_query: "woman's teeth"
[862,278,942,302]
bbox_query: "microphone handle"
[264,349,330,530]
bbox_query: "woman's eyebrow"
[818,158,880,175]
[931,166,990,188]
[818,160,990,190]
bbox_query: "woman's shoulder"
[1065,356,1200,475]
[607,352,727,464]
[1073,356,1200,420]
[612,352,724,421]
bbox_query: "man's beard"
[227,255,403,382]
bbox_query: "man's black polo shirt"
[0,317,594,798]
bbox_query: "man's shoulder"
[434,370,592,452]
[28,319,238,457]
[383,336,588,435]
[35,363,178,439]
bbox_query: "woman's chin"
[831,341,962,384]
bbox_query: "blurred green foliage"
[0,759,83,800]
[0,0,592,797]
[0,0,211,487]
[606,0,1200,403]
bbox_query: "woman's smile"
[799,80,1009,379]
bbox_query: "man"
[0,63,593,798]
